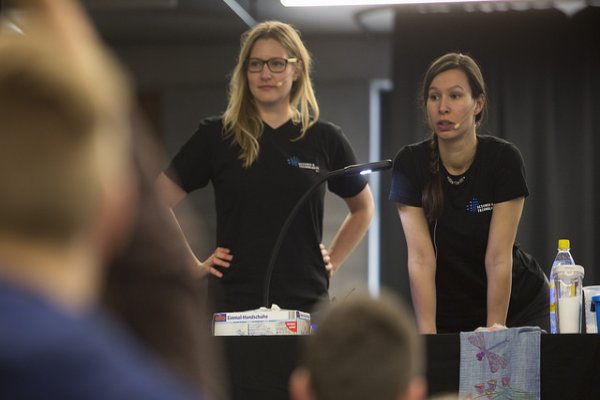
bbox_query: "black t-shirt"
[389,135,547,331]
[166,117,367,313]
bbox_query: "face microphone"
[274,80,284,87]
[453,116,468,130]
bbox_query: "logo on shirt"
[466,198,494,213]
[287,156,320,173]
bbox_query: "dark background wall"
[381,6,600,305]
[64,1,600,310]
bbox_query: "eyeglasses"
[246,57,298,73]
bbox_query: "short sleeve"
[389,145,423,207]
[164,119,217,193]
[325,123,368,198]
[492,142,529,203]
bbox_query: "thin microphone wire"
[433,219,438,261]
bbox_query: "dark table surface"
[219,334,600,400]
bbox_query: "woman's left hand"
[320,243,336,278]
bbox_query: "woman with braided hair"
[389,53,548,333]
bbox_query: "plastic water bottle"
[549,239,575,334]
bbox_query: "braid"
[422,135,444,221]
[429,135,439,175]
[419,52,486,221]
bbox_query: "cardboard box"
[213,307,311,336]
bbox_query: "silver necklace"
[446,174,466,186]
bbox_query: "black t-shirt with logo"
[166,116,366,313]
[390,135,548,332]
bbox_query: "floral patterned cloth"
[459,327,541,399]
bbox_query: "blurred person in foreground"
[102,113,229,400]
[0,1,205,398]
[17,1,227,397]
[289,291,427,400]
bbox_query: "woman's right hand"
[199,247,233,278]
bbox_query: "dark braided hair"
[420,53,487,221]
[421,135,444,222]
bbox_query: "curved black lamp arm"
[261,159,392,308]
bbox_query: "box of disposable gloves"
[212,304,311,336]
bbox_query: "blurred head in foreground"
[290,291,426,400]
[0,3,135,311]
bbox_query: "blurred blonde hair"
[0,30,132,241]
[223,20,319,168]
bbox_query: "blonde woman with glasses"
[156,21,374,314]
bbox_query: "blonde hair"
[223,20,319,168]
[0,32,132,241]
